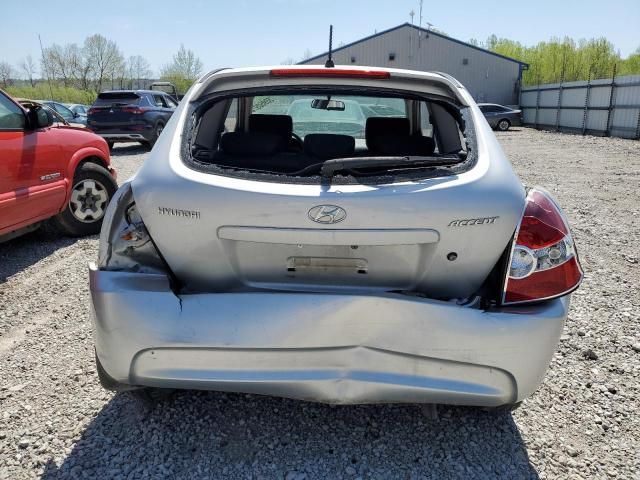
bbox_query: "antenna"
[325,25,335,68]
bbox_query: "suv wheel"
[497,119,511,131]
[143,121,165,150]
[53,162,117,236]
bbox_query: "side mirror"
[28,106,54,129]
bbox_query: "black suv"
[88,90,178,149]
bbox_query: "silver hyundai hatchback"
[90,66,583,408]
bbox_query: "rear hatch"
[134,165,524,300]
[132,68,526,300]
[88,92,146,132]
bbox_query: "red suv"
[0,90,117,241]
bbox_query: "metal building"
[300,23,528,105]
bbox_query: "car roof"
[99,90,167,95]
[35,100,69,107]
[194,65,470,106]
[198,65,460,85]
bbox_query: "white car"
[90,66,583,408]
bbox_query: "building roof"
[301,23,529,67]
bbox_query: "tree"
[301,48,313,61]
[0,62,13,88]
[76,55,94,91]
[619,47,640,76]
[111,56,127,89]
[160,45,203,93]
[42,43,83,87]
[280,57,296,65]
[485,34,499,51]
[40,46,59,84]
[487,34,627,85]
[20,55,37,87]
[84,34,124,92]
[127,55,152,89]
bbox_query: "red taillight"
[502,187,583,305]
[270,68,390,79]
[122,106,145,114]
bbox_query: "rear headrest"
[249,114,293,140]
[371,135,436,156]
[366,116,435,156]
[220,132,283,156]
[304,134,355,160]
[366,117,410,147]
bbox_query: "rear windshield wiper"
[317,154,465,179]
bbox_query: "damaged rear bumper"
[89,263,568,406]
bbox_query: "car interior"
[190,92,468,177]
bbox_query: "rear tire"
[53,162,117,237]
[145,121,165,150]
[497,119,511,131]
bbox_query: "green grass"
[5,84,97,104]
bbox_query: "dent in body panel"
[91,265,568,404]
[131,345,516,405]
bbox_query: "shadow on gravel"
[41,391,539,479]
[496,128,522,133]
[109,143,149,157]
[0,226,82,283]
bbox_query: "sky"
[1,0,639,76]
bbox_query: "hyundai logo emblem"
[308,205,347,224]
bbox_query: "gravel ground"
[1,131,639,479]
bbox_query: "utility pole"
[409,10,415,60]
[418,0,424,47]
[38,34,54,100]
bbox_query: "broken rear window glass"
[191,91,469,182]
